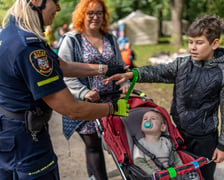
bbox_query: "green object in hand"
[113,99,129,117]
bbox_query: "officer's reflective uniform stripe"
[37,75,59,87]
[28,160,55,175]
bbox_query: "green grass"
[132,36,188,67]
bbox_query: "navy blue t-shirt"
[0,16,66,112]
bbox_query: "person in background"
[121,41,136,69]
[58,0,130,179]
[45,25,56,47]
[53,24,69,54]
[105,14,224,180]
[117,30,129,51]
[0,0,128,179]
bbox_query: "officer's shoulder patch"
[29,49,53,77]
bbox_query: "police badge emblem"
[29,49,53,77]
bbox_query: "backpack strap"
[132,136,166,170]
[105,33,115,53]
[64,32,83,63]
[161,135,176,168]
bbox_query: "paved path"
[49,111,224,180]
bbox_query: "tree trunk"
[170,0,184,47]
[133,0,139,11]
[158,7,163,36]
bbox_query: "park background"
[1,0,224,179]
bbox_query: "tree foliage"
[0,0,14,25]
[105,0,134,23]
[51,0,77,30]
[1,0,224,44]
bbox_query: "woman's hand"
[212,148,224,163]
[84,90,100,102]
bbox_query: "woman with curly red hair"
[71,0,110,33]
[58,0,130,179]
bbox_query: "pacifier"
[144,122,153,129]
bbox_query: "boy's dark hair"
[186,15,223,44]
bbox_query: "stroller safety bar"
[153,157,209,180]
[125,157,209,180]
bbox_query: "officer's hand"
[105,64,128,77]
[112,99,129,117]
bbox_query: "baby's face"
[141,111,166,134]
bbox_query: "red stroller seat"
[99,92,209,180]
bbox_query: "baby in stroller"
[100,91,209,180]
[132,109,199,179]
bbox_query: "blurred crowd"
[44,21,136,68]
[44,24,69,54]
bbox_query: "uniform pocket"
[0,136,15,152]
[0,136,15,170]
[15,150,58,179]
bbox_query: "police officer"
[0,0,129,179]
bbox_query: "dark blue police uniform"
[0,15,67,180]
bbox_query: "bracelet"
[98,64,108,75]
[98,64,104,75]
[103,65,108,75]
[107,102,114,116]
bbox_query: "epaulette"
[25,36,41,44]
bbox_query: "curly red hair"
[71,0,110,34]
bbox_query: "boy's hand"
[112,99,129,117]
[119,85,130,94]
[104,71,134,85]
[212,148,224,163]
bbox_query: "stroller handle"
[99,89,148,99]
[99,90,122,98]
[85,89,148,102]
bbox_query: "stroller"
[97,90,210,180]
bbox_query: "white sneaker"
[88,175,96,180]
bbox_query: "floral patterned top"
[75,35,116,134]
[82,35,114,100]
[59,32,126,138]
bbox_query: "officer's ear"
[30,0,42,7]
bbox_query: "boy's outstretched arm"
[104,71,134,85]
